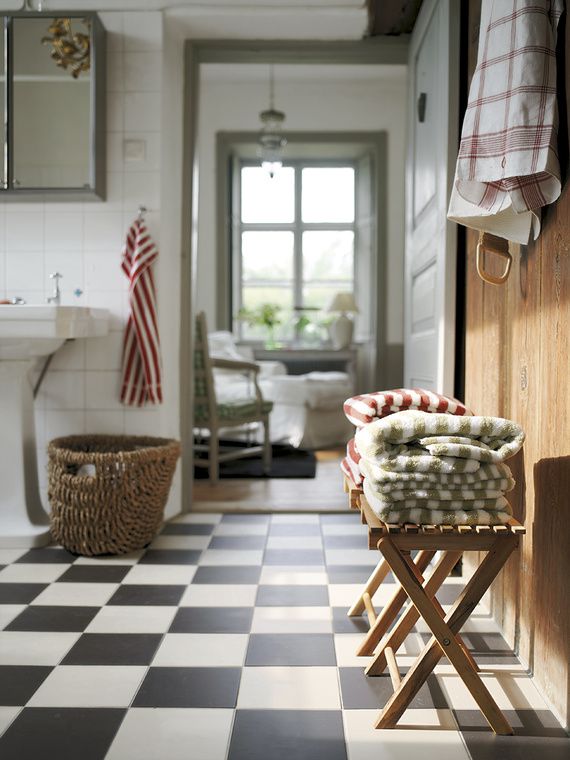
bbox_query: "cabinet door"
[403,0,459,393]
[11,16,94,191]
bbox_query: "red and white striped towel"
[448,0,564,244]
[120,219,163,406]
[343,388,471,428]
[341,437,363,487]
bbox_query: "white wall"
[0,11,182,517]
[196,64,407,346]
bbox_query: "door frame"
[180,38,409,510]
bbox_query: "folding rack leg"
[347,558,392,617]
[355,549,436,656]
[374,536,518,735]
[365,549,462,674]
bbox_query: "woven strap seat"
[195,399,273,423]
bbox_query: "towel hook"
[476,231,512,286]
[137,205,147,221]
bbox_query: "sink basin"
[0,305,111,547]
[0,305,109,359]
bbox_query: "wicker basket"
[48,435,181,556]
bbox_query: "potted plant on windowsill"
[237,303,282,349]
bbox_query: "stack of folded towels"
[341,388,524,526]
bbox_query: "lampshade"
[327,291,359,314]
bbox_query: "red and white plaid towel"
[343,388,470,428]
[121,219,163,406]
[448,0,564,244]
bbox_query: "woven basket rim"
[48,434,181,463]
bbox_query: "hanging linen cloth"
[447,0,564,244]
[120,218,163,406]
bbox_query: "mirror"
[1,12,105,199]
[1,22,5,188]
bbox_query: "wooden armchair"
[193,311,273,483]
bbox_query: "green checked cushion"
[195,399,273,424]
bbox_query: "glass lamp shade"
[257,108,287,178]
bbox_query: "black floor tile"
[0,583,48,604]
[269,523,322,536]
[170,607,253,633]
[208,536,267,550]
[133,667,241,708]
[228,709,347,760]
[454,708,569,737]
[138,549,201,565]
[5,606,99,632]
[191,566,261,584]
[161,523,215,536]
[61,633,162,666]
[0,708,125,760]
[263,549,324,566]
[56,565,131,584]
[323,535,367,549]
[15,548,77,564]
[339,667,448,710]
[331,607,370,634]
[0,666,52,705]
[107,584,185,606]
[435,584,464,605]
[255,584,329,606]
[320,514,361,524]
[327,566,393,584]
[245,634,336,666]
[221,514,270,524]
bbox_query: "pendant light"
[257,65,287,178]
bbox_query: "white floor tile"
[74,551,144,566]
[0,564,68,583]
[213,523,268,536]
[86,606,177,634]
[251,606,332,634]
[149,535,211,550]
[265,536,323,550]
[0,707,21,739]
[0,549,27,564]
[321,523,367,536]
[325,549,379,566]
[334,634,371,668]
[122,565,197,585]
[171,513,222,524]
[238,666,340,709]
[28,666,147,707]
[343,710,468,760]
[439,672,551,712]
[30,582,118,607]
[259,566,328,585]
[106,708,234,760]
[199,550,264,566]
[0,631,80,665]
[152,633,248,667]
[0,605,26,630]
[328,584,396,608]
[271,515,320,524]
[179,584,257,607]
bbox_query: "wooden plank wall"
[464,0,570,727]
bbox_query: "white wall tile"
[85,332,123,371]
[107,133,124,172]
[85,371,123,410]
[6,252,45,292]
[124,92,161,132]
[84,253,125,292]
[107,53,125,93]
[123,171,160,211]
[44,253,83,293]
[83,213,124,252]
[124,52,162,92]
[41,371,85,411]
[124,408,161,435]
[98,12,124,52]
[45,410,86,440]
[6,212,44,252]
[123,13,162,52]
[107,92,125,133]
[44,212,84,253]
[49,339,86,372]
[85,290,126,331]
[85,410,125,434]
[122,132,161,173]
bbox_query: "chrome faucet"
[47,272,63,306]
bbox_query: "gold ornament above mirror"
[42,18,91,79]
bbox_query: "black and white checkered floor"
[0,511,568,760]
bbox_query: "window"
[234,161,356,343]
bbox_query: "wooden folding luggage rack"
[343,478,525,734]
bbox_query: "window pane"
[302,167,355,223]
[303,285,353,311]
[240,287,293,341]
[241,166,295,223]
[303,231,354,281]
[242,231,294,282]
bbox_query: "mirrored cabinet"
[1,11,105,200]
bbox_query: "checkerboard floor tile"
[0,511,567,760]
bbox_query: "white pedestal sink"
[0,305,110,548]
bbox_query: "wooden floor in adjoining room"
[192,449,347,513]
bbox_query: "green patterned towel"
[359,459,514,486]
[355,411,525,471]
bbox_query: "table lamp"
[327,291,358,349]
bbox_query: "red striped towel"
[120,219,163,406]
[343,388,470,427]
[341,438,363,487]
